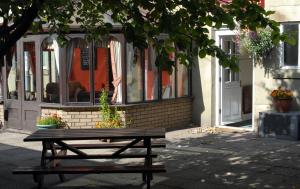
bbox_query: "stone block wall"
[41,97,192,129]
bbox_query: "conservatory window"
[162,53,175,99]
[126,44,143,103]
[94,39,110,103]
[109,38,122,104]
[23,42,37,101]
[41,37,60,103]
[144,48,158,101]
[7,44,19,100]
[66,38,90,102]
[177,60,189,97]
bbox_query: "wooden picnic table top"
[24,128,166,142]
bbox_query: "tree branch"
[0,0,45,64]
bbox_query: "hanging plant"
[239,28,274,61]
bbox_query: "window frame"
[40,36,61,104]
[65,35,93,105]
[280,23,300,69]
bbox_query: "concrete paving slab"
[0,127,300,188]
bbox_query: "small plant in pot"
[270,87,293,113]
[36,114,69,129]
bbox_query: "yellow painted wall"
[252,0,300,131]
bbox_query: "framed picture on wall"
[81,48,98,70]
[81,48,89,70]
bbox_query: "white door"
[220,36,242,124]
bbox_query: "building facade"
[2,0,299,132]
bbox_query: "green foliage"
[240,28,274,59]
[96,90,122,128]
[37,114,69,129]
[0,0,288,70]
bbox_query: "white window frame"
[280,23,300,69]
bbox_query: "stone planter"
[36,124,58,130]
[273,98,292,113]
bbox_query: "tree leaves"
[0,0,285,70]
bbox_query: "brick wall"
[41,97,192,129]
[124,98,192,128]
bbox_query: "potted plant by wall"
[36,114,69,129]
[95,90,124,142]
[270,87,293,113]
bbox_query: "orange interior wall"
[69,48,109,92]
[94,48,109,92]
[162,71,170,86]
[70,48,90,91]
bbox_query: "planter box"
[259,111,300,141]
[36,124,58,130]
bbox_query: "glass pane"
[66,38,90,102]
[41,37,60,103]
[126,44,143,103]
[177,60,189,97]
[162,53,175,99]
[231,71,239,81]
[94,40,110,103]
[283,24,299,66]
[23,42,37,101]
[7,45,19,99]
[144,48,158,101]
[224,68,230,82]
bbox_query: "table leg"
[144,137,153,189]
[36,141,47,189]
[49,141,66,182]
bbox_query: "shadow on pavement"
[1,130,300,189]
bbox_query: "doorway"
[215,30,253,130]
[4,36,41,131]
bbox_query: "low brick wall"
[124,98,192,128]
[41,97,192,129]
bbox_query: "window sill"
[39,96,193,110]
[273,68,300,79]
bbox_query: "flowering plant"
[270,87,293,99]
[239,28,274,60]
[95,90,123,128]
[37,113,69,129]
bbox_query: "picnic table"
[13,128,166,189]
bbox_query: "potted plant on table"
[36,113,69,129]
[270,87,294,113]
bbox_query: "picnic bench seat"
[12,128,166,189]
[53,141,166,149]
[13,164,166,174]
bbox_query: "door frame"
[214,29,254,131]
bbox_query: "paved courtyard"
[1,127,300,189]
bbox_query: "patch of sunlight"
[224,172,237,177]
[238,175,248,180]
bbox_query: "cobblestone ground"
[1,128,300,189]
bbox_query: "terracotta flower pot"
[273,98,292,113]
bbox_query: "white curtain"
[53,39,60,74]
[110,39,122,103]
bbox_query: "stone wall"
[41,97,192,129]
